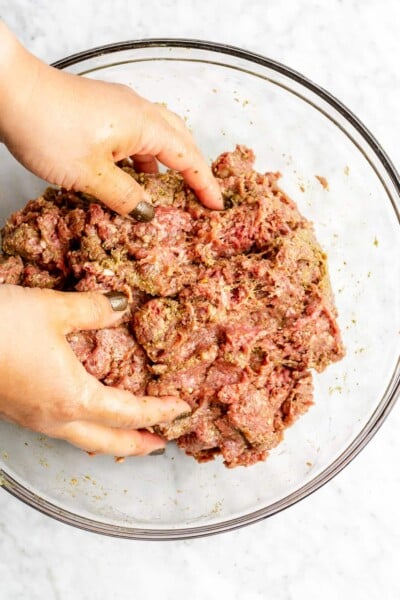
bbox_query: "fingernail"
[149,448,165,456]
[104,291,128,311]
[223,196,233,209]
[130,200,155,222]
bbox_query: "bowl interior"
[0,42,399,538]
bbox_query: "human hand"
[0,22,222,219]
[0,285,189,455]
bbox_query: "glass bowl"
[0,40,399,540]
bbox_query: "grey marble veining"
[0,1,399,598]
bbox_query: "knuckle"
[87,293,108,323]
[126,178,142,199]
[115,174,142,204]
[170,111,186,129]
[47,164,85,192]
[54,396,80,422]
[115,82,131,94]
[76,377,98,415]
[58,374,95,423]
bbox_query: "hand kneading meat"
[0,146,344,467]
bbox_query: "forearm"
[0,20,42,144]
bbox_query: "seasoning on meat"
[0,255,24,284]
[0,145,345,468]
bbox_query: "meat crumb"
[315,175,329,190]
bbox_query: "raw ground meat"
[0,145,345,467]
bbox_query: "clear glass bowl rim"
[1,38,399,540]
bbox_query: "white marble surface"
[0,0,399,598]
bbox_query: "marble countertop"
[1,1,399,598]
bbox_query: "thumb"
[50,290,129,334]
[85,161,155,220]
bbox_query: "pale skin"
[0,21,223,456]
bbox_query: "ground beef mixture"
[0,146,344,467]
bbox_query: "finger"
[85,161,153,216]
[79,380,190,429]
[132,154,159,174]
[147,105,223,210]
[50,289,129,334]
[156,131,223,210]
[52,420,165,456]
